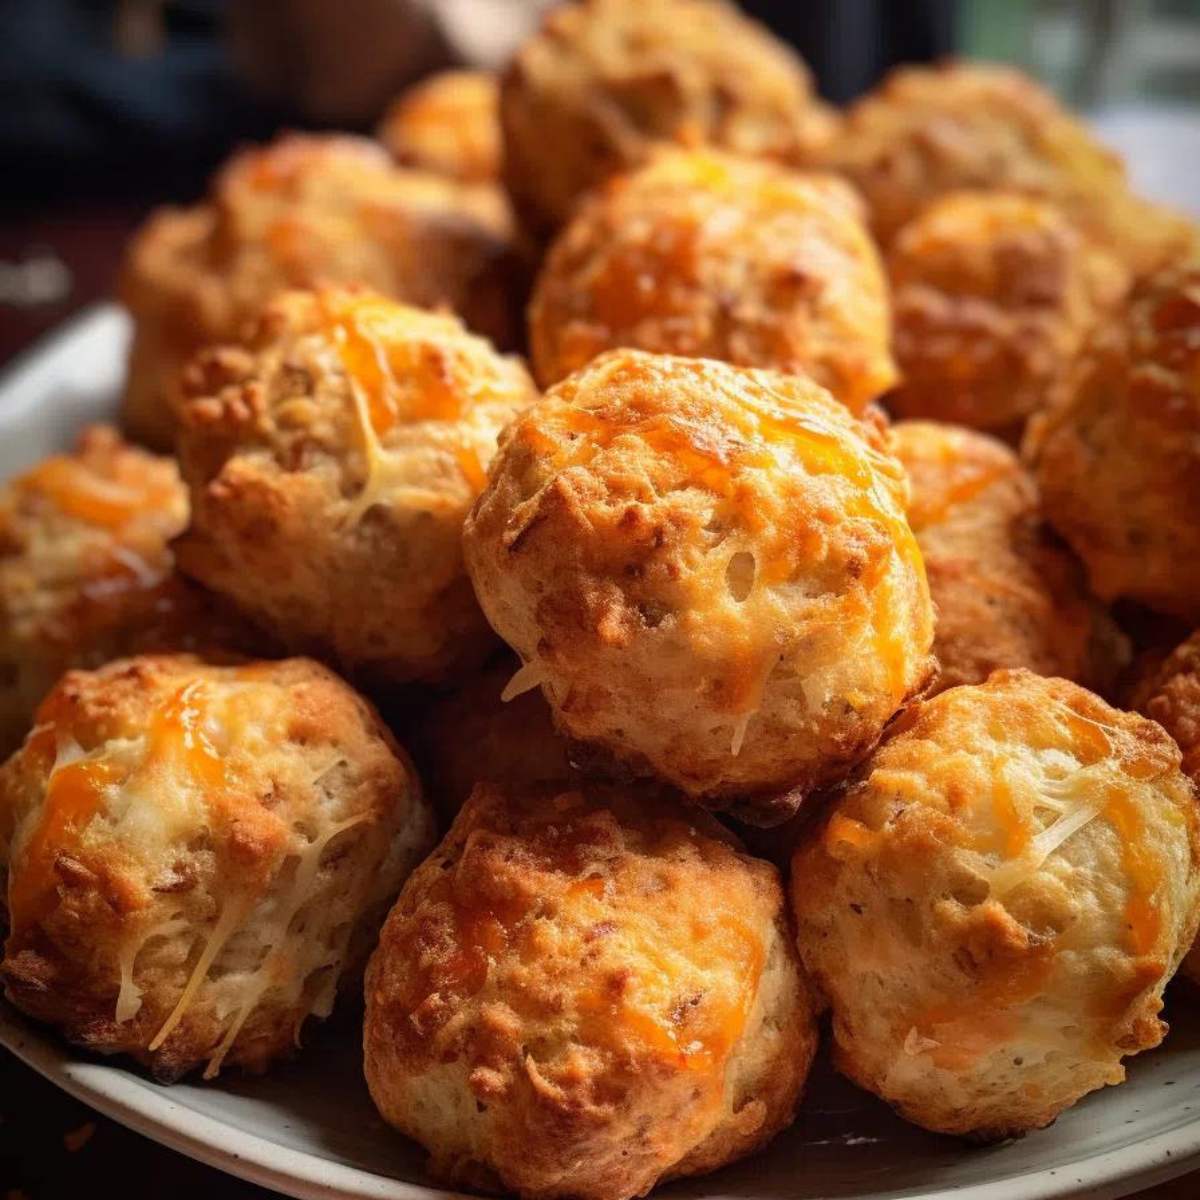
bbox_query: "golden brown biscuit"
[887,192,1129,434]
[893,421,1127,696]
[463,349,934,822]
[378,70,502,183]
[0,427,245,759]
[501,0,836,238]
[174,287,538,686]
[792,670,1200,1140]
[529,147,895,412]
[1024,261,1200,622]
[1131,631,1200,786]
[364,781,815,1200]
[1130,631,1200,983]
[119,132,520,449]
[412,656,575,823]
[818,61,1194,274]
[0,654,433,1082]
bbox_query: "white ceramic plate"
[3,305,1200,1200]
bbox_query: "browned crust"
[500,0,831,239]
[528,147,895,412]
[0,653,426,1081]
[365,781,815,1200]
[892,420,1128,697]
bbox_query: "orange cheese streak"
[575,909,765,1073]
[318,292,468,435]
[910,943,1055,1072]
[146,682,226,792]
[1057,705,1114,767]
[17,456,166,531]
[824,812,879,854]
[455,447,488,492]
[988,765,1030,859]
[529,392,924,704]
[1055,705,1162,957]
[7,757,125,935]
[907,459,1011,531]
[1104,786,1163,957]
[8,682,230,937]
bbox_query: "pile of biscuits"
[2,3,1200,1198]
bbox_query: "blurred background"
[0,0,1198,360]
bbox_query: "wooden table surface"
[3,205,1200,1200]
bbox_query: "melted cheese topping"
[16,454,175,531]
[201,812,367,1077]
[906,942,1055,1073]
[6,667,393,1075]
[578,153,850,338]
[976,702,1167,952]
[314,291,523,522]
[7,755,125,936]
[440,861,767,1077]
[523,377,926,722]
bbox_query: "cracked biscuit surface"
[174,287,538,685]
[364,780,815,1200]
[0,653,433,1082]
[463,349,934,822]
[792,670,1200,1140]
[119,133,519,449]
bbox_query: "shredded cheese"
[148,896,250,1051]
[115,916,191,1023]
[202,813,368,1079]
[730,709,754,757]
[986,801,1102,897]
[343,381,396,525]
[501,658,549,702]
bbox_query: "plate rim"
[3,305,1200,1200]
[5,999,1200,1200]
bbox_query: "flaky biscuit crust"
[529,148,895,412]
[793,670,1200,1139]
[893,421,1127,695]
[0,426,244,758]
[1024,262,1200,622]
[119,133,519,449]
[500,0,835,238]
[0,654,433,1081]
[463,349,934,821]
[364,782,815,1200]
[887,192,1129,434]
[174,287,538,684]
